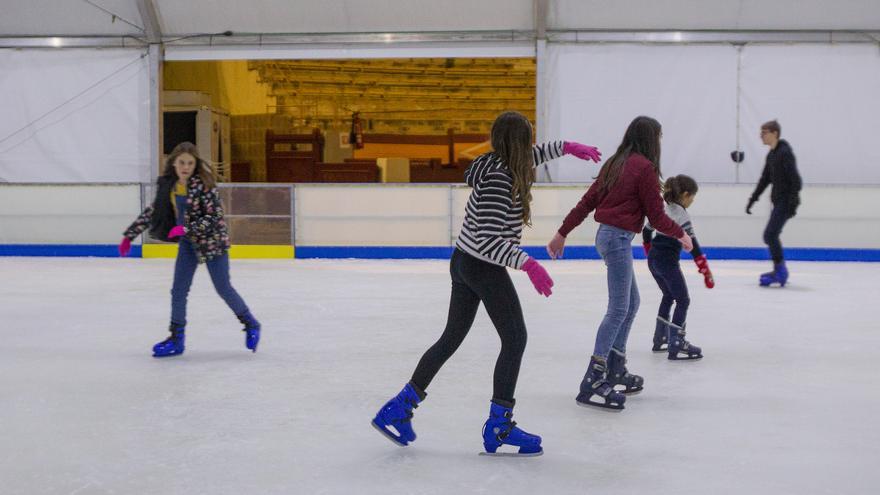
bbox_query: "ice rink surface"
[1,257,878,495]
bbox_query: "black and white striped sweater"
[455,141,565,269]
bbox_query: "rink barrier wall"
[1,182,880,262]
[141,244,295,259]
[1,245,879,262]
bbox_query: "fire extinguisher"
[350,112,364,150]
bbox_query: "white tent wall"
[739,44,880,185]
[0,48,151,183]
[543,43,739,183]
[542,42,880,185]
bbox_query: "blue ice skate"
[372,383,424,446]
[652,317,669,352]
[664,318,703,361]
[153,324,185,358]
[760,262,789,287]
[576,356,626,411]
[237,311,261,352]
[607,348,644,394]
[480,401,542,457]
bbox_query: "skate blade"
[575,399,624,412]
[668,355,703,361]
[371,420,408,447]
[652,348,667,353]
[620,387,643,395]
[152,352,183,358]
[479,449,543,457]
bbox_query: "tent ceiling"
[1,0,879,37]
[549,0,880,31]
[1,0,145,36]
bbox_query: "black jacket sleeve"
[750,162,771,203]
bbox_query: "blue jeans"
[170,240,249,326]
[592,224,640,358]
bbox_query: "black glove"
[746,198,756,215]
[787,197,800,218]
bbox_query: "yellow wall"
[164,61,274,115]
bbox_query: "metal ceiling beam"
[135,0,163,43]
[0,36,144,48]
[548,30,880,44]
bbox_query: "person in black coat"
[746,120,802,287]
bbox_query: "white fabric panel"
[549,0,880,30]
[544,44,739,183]
[0,0,145,36]
[738,44,880,185]
[0,184,141,243]
[0,49,151,183]
[166,42,535,61]
[295,185,451,246]
[155,0,533,35]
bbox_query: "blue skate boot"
[480,400,542,457]
[153,323,185,358]
[666,320,703,361]
[372,382,425,446]
[760,262,789,287]
[237,311,261,352]
[576,356,626,411]
[652,317,669,352]
[607,348,644,394]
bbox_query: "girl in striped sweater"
[372,112,601,456]
[547,116,693,411]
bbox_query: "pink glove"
[167,226,186,239]
[563,141,602,163]
[522,257,553,297]
[677,234,693,253]
[118,237,132,257]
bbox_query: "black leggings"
[410,249,527,404]
[648,253,690,327]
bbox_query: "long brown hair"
[596,116,662,195]
[162,142,216,190]
[662,174,698,205]
[490,112,536,225]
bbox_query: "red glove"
[118,237,132,257]
[694,255,714,289]
[522,257,554,297]
[167,225,186,239]
[643,243,651,257]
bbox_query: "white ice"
[1,257,878,495]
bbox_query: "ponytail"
[662,174,699,205]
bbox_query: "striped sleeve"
[531,141,565,167]
[457,155,530,269]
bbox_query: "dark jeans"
[170,240,249,326]
[764,204,793,264]
[647,253,690,327]
[411,249,528,404]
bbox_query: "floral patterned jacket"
[123,175,230,263]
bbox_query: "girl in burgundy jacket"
[546,116,692,411]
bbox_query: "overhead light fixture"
[50,37,63,47]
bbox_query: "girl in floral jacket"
[118,142,260,357]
